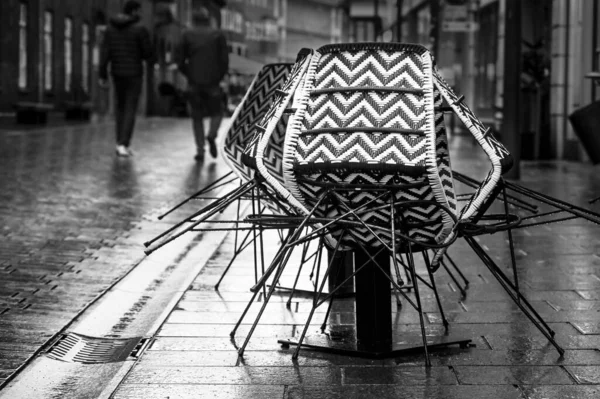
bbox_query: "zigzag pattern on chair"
[314,50,425,89]
[244,50,313,162]
[223,63,292,182]
[282,44,455,249]
[296,172,445,246]
[263,114,290,186]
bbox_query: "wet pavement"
[0,118,231,387]
[1,124,600,398]
[108,137,600,398]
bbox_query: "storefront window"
[18,3,28,90]
[43,11,53,91]
[64,17,73,92]
[475,3,498,112]
[82,22,89,93]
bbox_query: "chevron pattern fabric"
[281,43,456,249]
[223,63,292,182]
[244,50,312,162]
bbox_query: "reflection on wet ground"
[113,135,600,399]
[0,118,230,385]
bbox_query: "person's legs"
[120,76,143,148]
[207,115,222,158]
[113,77,127,147]
[188,86,206,160]
[206,86,224,158]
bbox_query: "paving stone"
[285,385,524,399]
[113,384,285,399]
[521,385,600,399]
[342,366,458,385]
[392,348,600,366]
[124,365,342,385]
[0,119,233,382]
[453,365,574,385]
[565,366,600,384]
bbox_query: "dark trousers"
[188,85,223,153]
[113,75,142,147]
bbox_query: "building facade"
[0,0,121,116]
[397,0,600,162]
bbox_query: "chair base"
[278,328,472,359]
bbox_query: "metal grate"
[46,333,150,364]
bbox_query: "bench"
[13,102,54,124]
[64,101,92,121]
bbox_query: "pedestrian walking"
[99,0,154,157]
[175,8,229,162]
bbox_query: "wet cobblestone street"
[1,121,600,398]
[0,119,231,386]
[110,137,600,398]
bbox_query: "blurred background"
[0,0,598,163]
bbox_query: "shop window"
[82,22,90,93]
[64,17,73,92]
[475,3,498,112]
[43,10,53,92]
[18,2,28,90]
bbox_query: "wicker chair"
[232,42,567,365]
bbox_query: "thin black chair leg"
[320,292,335,332]
[444,253,469,288]
[424,251,449,331]
[238,240,297,357]
[464,236,564,356]
[230,229,296,338]
[389,196,403,309]
[257,189,267,297]
[292,232,345,359]
[215,226,255,290]
[488,252,557,337]
[286,229,313,308]
[502,183,520,302]
[250,187,261,289]
[405,240,431,367]
[442,258,467,297]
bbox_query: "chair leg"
[144,180,256,253]
[235,192,331,355]
[286,230,320,308]
[464,236,564,356]
[444,253,470,289]
[215,226,255,290]
[423,251,449,331]
[441,259,467,297]
[502,184,520,301]
[238,240,297,356]
[405,241,432,367]
[230,228,296,338]
[292,232,345,359]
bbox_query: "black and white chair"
[232,42,580,366]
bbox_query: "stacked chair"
[228,42,600,366]
[145,42,600,367]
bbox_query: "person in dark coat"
[99,0,153,157]
[175,8,229,162]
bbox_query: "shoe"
[116,145,130,157]
[207,137,218,158]
[194,153,205,163]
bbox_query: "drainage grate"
[46,333,151,364]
